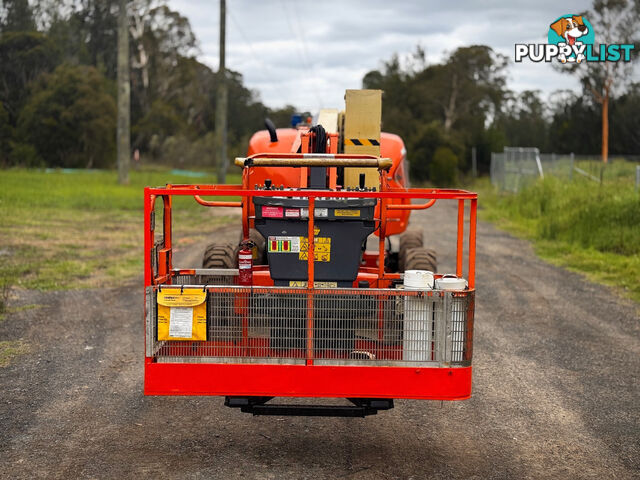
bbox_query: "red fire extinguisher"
[238,240,255,286]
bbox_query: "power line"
[290,0,324,109]
[227,2,291,107]
[279,0,323,111]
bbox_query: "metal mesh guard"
[146,285,474,367]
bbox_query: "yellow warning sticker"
[299,236,331,262]
[299,251,331,262]
[344,138,380,146]
[289,281,337,288]
[335,209,360,217]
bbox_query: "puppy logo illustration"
[516,15,633,63]
[548,15,594,63]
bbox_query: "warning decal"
[289,281,337,288]
[334,209,360,217]
[262,206,283,218]
[344,138,380,146]
[268,236,301,253]
[299,236,331,262]
[267,229,332,262]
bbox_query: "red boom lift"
[143,92,477,417]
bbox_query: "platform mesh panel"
[146,286,474,366]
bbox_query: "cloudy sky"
[170,0,592,111]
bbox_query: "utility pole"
[117,0,130,185]
[215,0,228,183]
[471,146,477,178]
[601,82,609,164]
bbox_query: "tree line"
[0,0,295,169]
[0,0,637,182]
[363,46,639,183]
[362,0,639,183]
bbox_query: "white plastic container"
[403,270,434,361]
[404,270,435,290]
[435,275,467,362]
[434,275,467,291]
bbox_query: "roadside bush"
[429,146,458,186]
[16,64,116,168]
[133,100,184,154]
[157,133,216,168]
[538,182,640,255]
[8,142,42,167]
[0,278,10,315]
[491,177,640,256]
[477,175,640,302]
[407,121,463,182]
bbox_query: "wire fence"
[490,147,640,193]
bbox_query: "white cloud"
[171,0,588,111]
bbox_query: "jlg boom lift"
[144,90,477,416]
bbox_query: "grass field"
[0,168,241,294]
[474,176,640,303]
[3,166,638,307]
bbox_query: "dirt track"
[1,201,639,479]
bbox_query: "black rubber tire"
[404,247,437,273]
[202,243,237,268]
[398,229,424,271]
[203,242,235,259]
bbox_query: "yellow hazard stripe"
[344,138,380,146]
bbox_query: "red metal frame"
[145,361,472,400]
[143,158,477,400]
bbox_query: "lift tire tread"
[404,247,437,272]
[202,243,238,269]
[399,229,424,271]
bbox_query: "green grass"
[0,304,42,322]
[0,167,241,290]
[474,176,640,303]
[0,340,29,367]
[574,158,640,184]
[0,167,241,213]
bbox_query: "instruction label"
[300,208,328,218]
[268,236,301,253]
[156,288,207,342]
[169,307,193,338]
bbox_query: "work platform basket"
[143,154,477,400]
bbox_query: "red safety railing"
[143,156,478,399]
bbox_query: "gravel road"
[1,201,638,479]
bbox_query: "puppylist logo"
[515,14,635,63]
